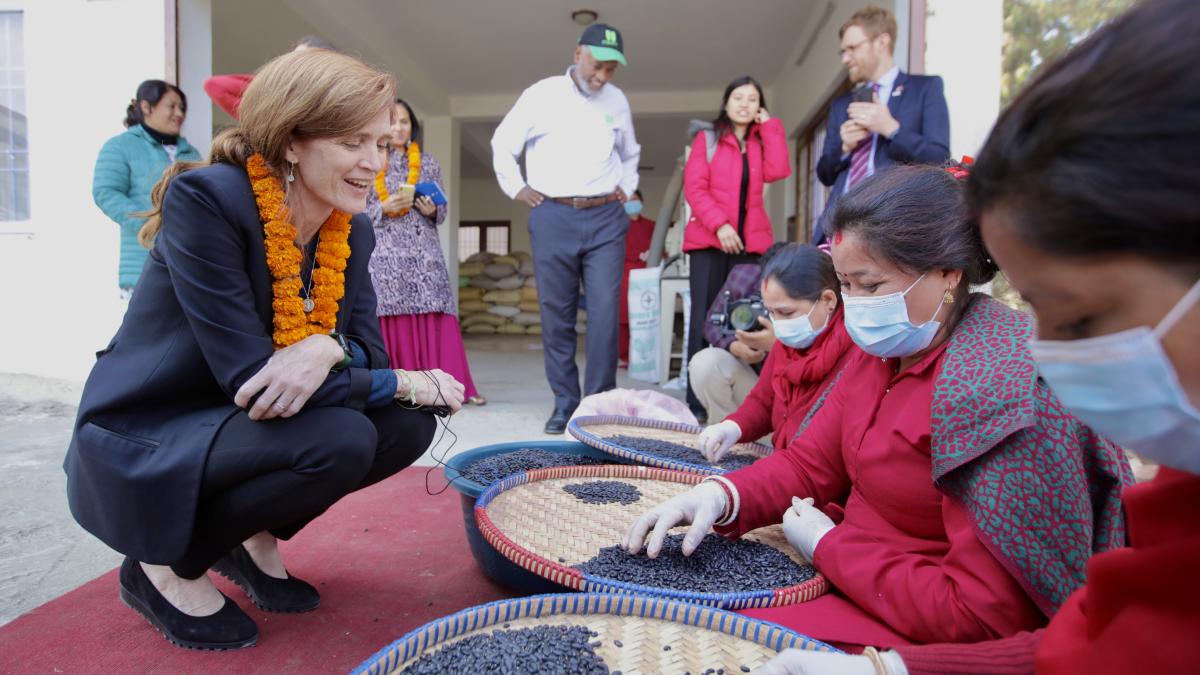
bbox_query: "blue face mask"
[843,273,945,358]
[1030,279,1200,473]
[624,200,643,216]
[772,301,830,350]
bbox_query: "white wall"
[178,0,213,156]
[0,0,169,380]
[925,0,1002,159]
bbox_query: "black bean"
[663,645,671,651]
[461,449,608,485]
[613,639,623,648]
[563,480,642,505]
[399,624,610,674]
[574,533,816,594]
[603,435,759,471]
[741,667,751,673]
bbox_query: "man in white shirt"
[492,23,641,434]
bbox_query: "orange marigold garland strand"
[246,153,352,349]
[374,141,422,218]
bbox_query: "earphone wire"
[415,369,462,496]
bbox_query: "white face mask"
[1030,279,1200,473]
[842,273,944,358]
[772,302,830,350]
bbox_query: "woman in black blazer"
[64,49,464,650]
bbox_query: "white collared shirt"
[492,67,641,199]
[845,65,901,193]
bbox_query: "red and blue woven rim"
[474,465,828,610]
[568,414,774,475]
[352,592,838,674]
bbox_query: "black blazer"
[64,162,390,564]
[813,71,950,243]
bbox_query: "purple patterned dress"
[364,146,478,397]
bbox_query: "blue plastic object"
[443,440,623,594]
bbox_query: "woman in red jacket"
[759,1,1200,672]
[626,164,1130,653]
[697,243,856,461]
[683,76,791,420]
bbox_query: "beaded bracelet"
[394,369,418,406]
[862,646,889,675]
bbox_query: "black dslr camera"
[709,290,769,334]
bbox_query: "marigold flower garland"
[374,141,422,217]
[246,153,352,349]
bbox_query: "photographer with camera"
[689,243,786,423]
[694,243,856,461]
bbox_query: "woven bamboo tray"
[353,593,838,675]
[475,464,828,610]
[568,415,773,475]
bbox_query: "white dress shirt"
[491,67,641,199]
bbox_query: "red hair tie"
[945,155,974,181]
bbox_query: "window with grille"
[458,221,510,261]
[0,11,29,222]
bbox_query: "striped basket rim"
[474,465,828,610]
[352,592,839,675]
[568,414,773,475]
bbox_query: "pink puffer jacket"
[682,117,790,254]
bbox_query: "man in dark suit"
[813,6,950,244]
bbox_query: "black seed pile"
[603,435,759,471]
[460,448,608,485]
[563,480,642,505]
[399,625,609,674]
[575,534,815,594]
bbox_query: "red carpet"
[0,468,514,673]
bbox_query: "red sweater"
[682,118,790,255]
[725,306,856,450]
[895,468,1200,674]
[723,344,1044,647]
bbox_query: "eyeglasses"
[839,39,871,57]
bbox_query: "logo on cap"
[604,29,618,46]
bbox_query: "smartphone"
[851,84,875,104]
[395,183,416,200]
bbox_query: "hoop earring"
[286,162,296,183]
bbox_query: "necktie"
[845,82,880,191]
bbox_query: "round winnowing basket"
[475,464,828,610]
[568,415,773,475]
[353,593,838,675]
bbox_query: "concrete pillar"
[421,115,461,300]
[923,0,1003,159]
[177,0,213,156]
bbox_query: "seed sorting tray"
[353,593,838,675]
[568,415,773,475]
[475,465,828,610]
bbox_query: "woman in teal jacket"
[93,80,200,293]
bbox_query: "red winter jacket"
[683,117,790,254]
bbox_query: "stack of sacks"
[458,251,541,335]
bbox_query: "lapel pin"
[892,85,904,97]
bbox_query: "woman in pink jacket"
[683,75,791,420]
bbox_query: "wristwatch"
[329,331,354,372]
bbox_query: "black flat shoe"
[544,409,571,435]
[119,557,257,651]
[212,545,320,613]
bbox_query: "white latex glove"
[698,420,742,463]
[623,481,728,558]
[757,649,879,675]
[782,497,835,561]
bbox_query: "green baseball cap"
[579,23,627,65]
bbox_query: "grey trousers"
[528,200,628,413]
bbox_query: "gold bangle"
[861,647,888,675]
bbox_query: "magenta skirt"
[379,313,479,398]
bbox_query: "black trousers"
[686,248,760,414]
[169,404,435,579]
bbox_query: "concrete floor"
[0,335,681,627]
